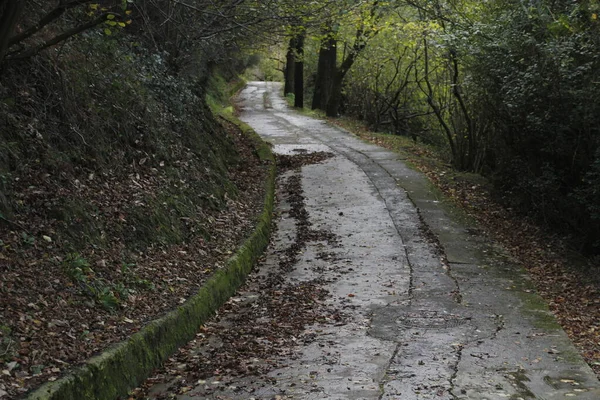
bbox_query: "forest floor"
[328,116,600,378]
[0,119,268,399]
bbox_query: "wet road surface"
[140,82,600,399]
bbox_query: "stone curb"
[27,114,276,400]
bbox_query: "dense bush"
[293,0,600,252]
[469,2,600,250]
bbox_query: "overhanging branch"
[7,13,118,60]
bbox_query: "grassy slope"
[0,32,268,397]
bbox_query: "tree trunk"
[0,0,22,64]
[449,49,478,171]
[326,73,344,117]
[419,37,457,165]
[326,47,360,117]
[312,27,336,111]
[293,32,305,108]
[324,1,381,117]
[283,37,295,95]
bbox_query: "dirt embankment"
[0,44,267,398]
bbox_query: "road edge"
[26,113,276,400]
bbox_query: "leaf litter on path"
[129,151,346,399]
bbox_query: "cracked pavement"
[141,81,600,399]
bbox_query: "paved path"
[144,82,600,399]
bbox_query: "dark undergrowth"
[0,31,266,398]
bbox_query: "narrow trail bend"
[138,81,600,400]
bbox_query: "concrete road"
[144,81,600,399]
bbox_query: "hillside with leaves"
[0,1,284,397]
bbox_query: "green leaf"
[106,14,116,20]
[104,28,112,35]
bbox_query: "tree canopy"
[0,0,598,250]
[268,0,600,252]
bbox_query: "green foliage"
[62,255,146,312]
[573,152,600,247]
[122,266,155,290]
[20,232,35,246]
[63,253,93,283]
[206,73,233,109]
[295,0,600,252]
[285,93,295,107]
[465,0,600,250]
[249,53,283,82]
[94,286,121,311]
[0,324,16,362]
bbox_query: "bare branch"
[7,13,118,60]
[9,0,93,47]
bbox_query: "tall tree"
[312,22,337,111]
[293,29,305,108]
[325,0,383,117]
[283,36,295,95]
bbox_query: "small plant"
[63,253,93,283]
[112,282,131,300]
[63,254,123,311]
[285,92,295,107]
[0,325,16,362]
[20,232,35,246]
[95,286,120,311]
[121,261,155,290]
[120,261,134,275]
[135,278,155,290]
[63,258,152,311]
[83,278,128,312]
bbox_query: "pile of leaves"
[348,127,600,377]
[0,116,268,398]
